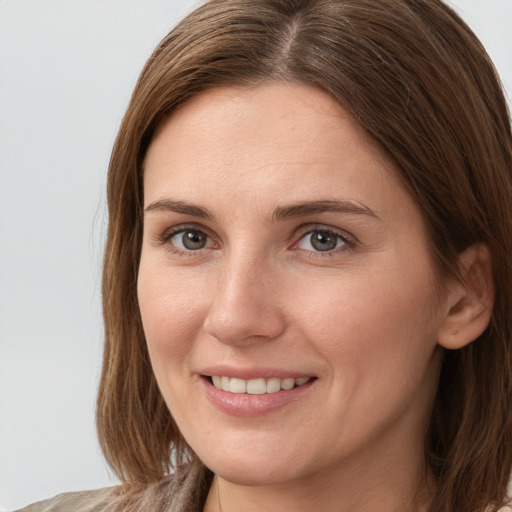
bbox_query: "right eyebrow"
[143,199,214,220]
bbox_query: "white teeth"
[281,378,295,390]
[229,378,247,394]
[221,376,230,392]
[247,378,266,395]
[266,377,281,394]
[210,376,312,394]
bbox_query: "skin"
[137,83,488,512]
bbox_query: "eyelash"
[291,226,356,257]
[158,224,217,258]
[157,224,357,258]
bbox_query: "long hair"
[96,1,512,510]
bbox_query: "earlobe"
[437,244,494,350]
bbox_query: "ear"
[438,244,494,350]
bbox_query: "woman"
[19,0,512,511]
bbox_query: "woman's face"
[138,83,448,487]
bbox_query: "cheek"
[137,261,210,366]
[294,261,440,376]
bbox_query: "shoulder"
[117,460,212,512]
[15,461,212,512]
[14,487,117,512]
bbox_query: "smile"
[209,376,312,394]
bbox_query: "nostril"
[203,307,287,346]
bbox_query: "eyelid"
[290,224,357,252]
[151,221,357,256]
[155,223,219,253]
[158,222,210,240]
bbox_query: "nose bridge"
[203,246,285,345]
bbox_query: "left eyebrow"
[272,199,381,222]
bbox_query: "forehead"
[148,83,376,157]
[143,83,414,223]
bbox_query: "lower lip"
[201,377,315,417]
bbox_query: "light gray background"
[0,1,511,510]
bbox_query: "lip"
[199,371,316,417]
[199,365,313,380]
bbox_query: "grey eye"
[309,231,339,251]
[174,230,208,250]
[296,229,346,252]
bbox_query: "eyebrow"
[144,199,213,219]
[272,199,380,222]
[143,198,380,222]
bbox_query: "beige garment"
[15,461,211,512]
[15,487,117,512]
[15,463,512,512]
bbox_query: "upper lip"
[199,366,315,380]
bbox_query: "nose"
[203,255,287,346]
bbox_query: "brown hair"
[97,1,512,510]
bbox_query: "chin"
[209,461,299,487]
[196,443,309,487]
